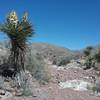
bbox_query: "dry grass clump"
[25,47,50,84]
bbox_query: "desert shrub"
[25,47,50,84]
[84,46,93,57]
[84,56,95,70]
[94,62,100,71]
[84,50,91,57]
[52,56,74,66]
[86,46,93,51]
[91,51,100,71]
[92,77,100,96]
[94,51,100,63]
[57,57,71,66]
[14,71,33,96]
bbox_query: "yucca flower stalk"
[0,11,34,73]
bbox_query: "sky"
[0,0,100,50]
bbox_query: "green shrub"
[84,46,93,57]
[84,50,91,57]
[94,62,100,71]
[94,51,100,63]
[57,57,71,66]
[86,46,93,51]
[84,56,94,70]
[52,56,74,66]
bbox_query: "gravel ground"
[1,62,100,100]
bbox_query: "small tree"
[84,46,93,57]
[83,46,94,70]
[94,51,100,63]
[0,11,34,73]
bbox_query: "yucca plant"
[0,11,34,73]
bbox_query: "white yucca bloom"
[7,11,18,26]
[22,12,28,22]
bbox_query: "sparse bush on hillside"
[25,47,50,84]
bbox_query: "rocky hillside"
[31,42,77,65]
[32,42,75,56]
[0,41,77,69]
[0,41,99,65]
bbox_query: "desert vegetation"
[0,11,34,74]
[0,11,99,100]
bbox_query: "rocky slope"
[31,42,79,66]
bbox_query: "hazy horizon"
[0,0,100,50]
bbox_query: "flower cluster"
[22,12,28,22]
[7,11,18,26]
[7,11,28,27]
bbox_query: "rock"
[15,92,23,96]
[15,88,23,96]
[0,90,5,95]
[0,91,13,100]
[5,87,15,92]
[59,80,92,91]
[3,82,15,92]
[74,71,77,73]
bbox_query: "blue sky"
[0,0,100,50]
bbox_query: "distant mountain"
[31,42,74,56]
[31,42,77,64]
[0,41,99,64]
